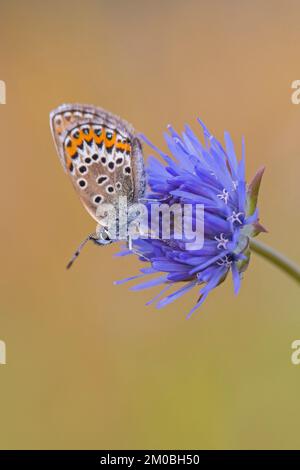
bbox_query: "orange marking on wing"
[66,145,77,157]
[83,127,93,142]
[92,128,104,145]
[64,152,73,169]
[71,131,84,155]
[105,131,116,149]
[75,130,84,146]
[56,124,63,135]
[64,131,84,164]
[116,141,127,152]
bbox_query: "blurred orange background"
[0,0,299,449]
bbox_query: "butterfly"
[50,104,146,268]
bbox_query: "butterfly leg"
[127,234,133,251]
[126,234,151,262]
[139,196,171,203]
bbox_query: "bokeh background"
[0,0,299,450]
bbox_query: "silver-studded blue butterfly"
[50,104,145,268]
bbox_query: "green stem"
[250,238,300,284]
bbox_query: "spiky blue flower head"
[117,120,265,317]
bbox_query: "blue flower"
[116,120,266,317]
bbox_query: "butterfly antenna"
[66,234,98,270]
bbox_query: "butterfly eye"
[99,228,112,245]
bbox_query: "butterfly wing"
[50,104,145,223]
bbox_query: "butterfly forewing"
[50,104,145,223]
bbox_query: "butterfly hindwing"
[50,104,145,223]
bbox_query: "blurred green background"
[0,0,299,450]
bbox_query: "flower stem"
[250,238,300,284]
